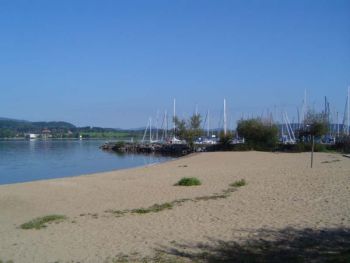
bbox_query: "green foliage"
[175,177,201,186]
[0,128,16,138]
[334,135,350,153]
[174,114,203,146]
[299,110,329,138]
[219,131,234,150]
[230,179,247,187]
[131,203,173,214]
[237,118,279,150]
[20,215,67,229]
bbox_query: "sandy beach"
[0,151,349,262]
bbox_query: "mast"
[149,118,152,143]
[165,110,168,140]
[142,119,149,143]
[348,87,350,135]
[207,110,210,137]
[173,98,176,137]
[156,110,159,141]
[224,98,227,136]
[337,111,339,137]
[301,89,307,125]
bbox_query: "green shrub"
[334,136,350,153]
[237,118,278,151]
[230,179,247,187]
[20,215,66,229]
[175,177,201,186]
[131,203,173,214]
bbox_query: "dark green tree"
[219,130,234,150]
[302,111,329,168]
[237,118,279,150]
[174,114,203,147]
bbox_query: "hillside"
[0,117,143,139]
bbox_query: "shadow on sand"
[158,227,350,263]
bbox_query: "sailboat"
[169,98,184,144]
[202,109,217,144]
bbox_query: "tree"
[174,114,203,147]
[301,111,329,168]
[219,130,234,150]
[236,118,279,150]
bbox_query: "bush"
[237,118,279,151]
[230,179,247,187]
[218,131,234,150]
[175,177,201,186]
[278,143,329,153]
[20,215,67,229]
[334,136,350,153]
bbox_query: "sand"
[0,151,349,262]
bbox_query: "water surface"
[0,140,172,185]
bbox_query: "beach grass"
[175,177,201,186]
[131,203,173,214]
[105,182,245,219]
[230,179,247,187]
[20,215,67,230]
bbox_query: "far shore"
[0,151,349,263]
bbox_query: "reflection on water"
[0,140,173,185]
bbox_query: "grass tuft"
[230,179,247,187]
[105,209,128,217]
[131,203,173,214]
[175,177,201,186]
[20,215,66,230]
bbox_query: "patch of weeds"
[194,194,228,201]
[131,203,173,214]
[105,209,128,217]
[222,187,237,194]
[230,179,247,187]
[105,182,246,219]
[109,253,129,263]
[20,215,66,230]
[90,213,99,219]
[175,177,201,186]
[171,198,192,205]
[0,260,14,263]
[321,159,340,163]
[178,165,188,168]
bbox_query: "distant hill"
[0,117,144,139]
[0,118,76,130]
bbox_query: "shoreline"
[0,151,349,262]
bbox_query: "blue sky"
[0,0,349,128]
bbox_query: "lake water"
[0,140,173,185]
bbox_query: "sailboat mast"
[224,99,227,136]
[149,118,152,143]
[348,87,350,135]
[156,110,159,141]
[337,111,339,137]
[165,110,168,140]
[207,110,210,137]
[173,98,176,136]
